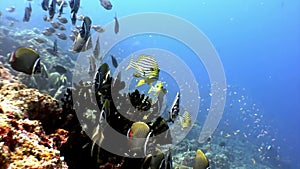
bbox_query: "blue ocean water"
[0,0,299,168]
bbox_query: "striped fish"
[126,55,160,87]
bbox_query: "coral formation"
[0,64,68,169]
[0,82,63,133]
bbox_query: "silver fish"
[45,27,56,33]
[57,17,68,24]
[6,6,16,13]
[99,0,112,10]
[56,33,67,40]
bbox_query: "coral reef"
[0,82,63,134]
[0,64,68,169]
[0,114,68,169]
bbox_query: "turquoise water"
[0,0,299,168]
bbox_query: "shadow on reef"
[57,63,208,169]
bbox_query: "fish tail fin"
[137,79,145,87]
[148,85,153,94]
[125,56,134,70]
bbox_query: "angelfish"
[72,16,92,52]
[9,47,41,75]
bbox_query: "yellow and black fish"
[127,121,151,156]
[126,55,160,87]
[193,149,210,169]
[9,47,41,75]
[178,111,192,130]
[148,81,167,96]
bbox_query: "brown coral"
[0,113,68,169]
[0,65,69,168]
[0,82,62,133]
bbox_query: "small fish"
[69,0,80,25]
[0,11,2,17]
[94,63,110,92]
[42,30,52,36]
[48,0,57,20]
[82,36,93,51]
[193,149,209,169]
[160,148,173,169]
[178,111,192,130]
[91,25,105,33]
[6,6,16,13]
[168,92,180,123]
[100,0,112,10]
[76,14,85,21]
[50,21,61,29]
[57,0,68,7]
[57,17,68,24]
[71,29,79,36]
[57,0,65,17]
[40,63,49,79]
[149,148,165,169]
[125,55,160,87]
[56,33,67,40]
[110,54,118,68]
[93,37,100,59]
[23,3,32,22]
[9,47,41,75]
[69,34,76,41]
[53,38,58,54]
[90,99,109,156]
[41,0,49,11]
[9,21,14,27]
[71,11,77,25]
[52,65,67,74]
[114,13,119,34]
[34,37,46,44]
[148,81,167,96]
[75,25,82,30]
[45,27,56,33]
[58,24,66,30]
[69,0,80,13]
[43,15,48,21]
